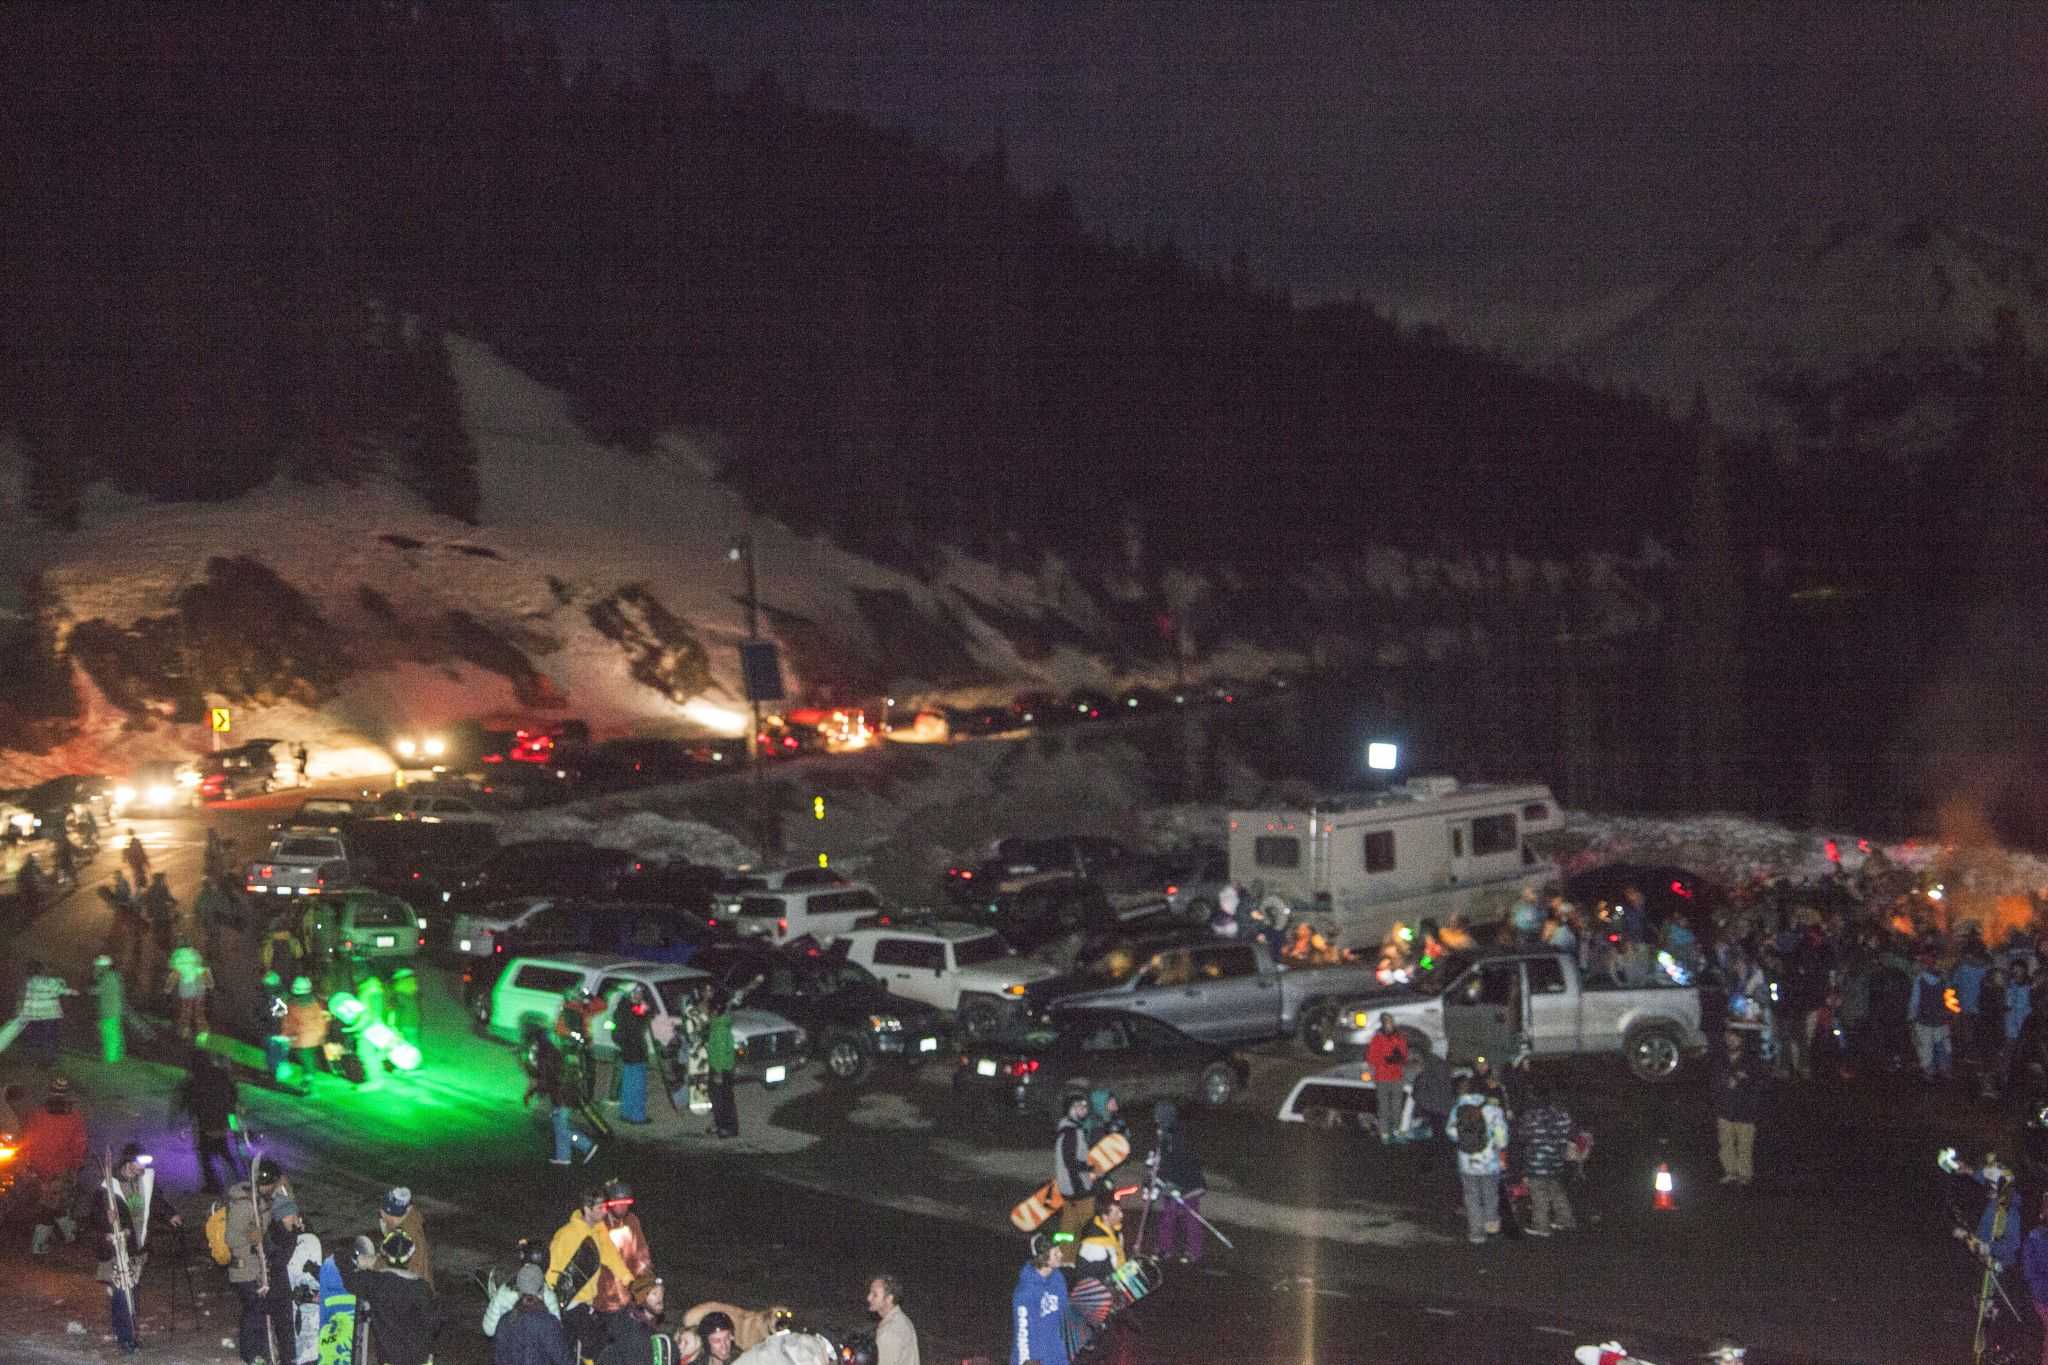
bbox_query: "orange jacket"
[282,998,330,1050]
[23,1104,87,1178]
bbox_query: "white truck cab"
[833,922,1059,1037]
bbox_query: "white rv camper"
[1226,776,1563,947]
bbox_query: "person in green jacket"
[92,956,124,1064]
[706,992,739,1139]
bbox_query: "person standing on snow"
[16,960,78,1072]
[339,1230,441,1365]
[525,1025,598,1167]
[489,1263,572,1365]
[90,1141,183,1354]
[122,832,150,888]
[225,1156,287,1365]
[1450,1075,1510,1244]
[263,1196,322,1365]
[1010,1233,1071,1365]
[1053,1091,1097,1236]
[378,1187,433,1289]
[705,991,739,1140]
[164,943,215,1040]
[1148,1100,1208,1264]
[1909,954,1956,1082]
[1519,1084,1579,1235]
[173,1049,244,1194]
[25,1075,87,1254]
[865,1272,918,1365]
[611,985,653,1126]
[93,956,127,1064]
[545,1188,638,1361]
[1365,1014,1410,1144]
[1714,1029,1766,1186]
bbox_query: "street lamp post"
[729,534,770,853]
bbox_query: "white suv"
[833,922,1059,1037]
[726,884,887,946]
[482,953,808,1084]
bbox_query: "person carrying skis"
[91,1141,183,1354]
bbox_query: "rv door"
[1446,820,1474,885]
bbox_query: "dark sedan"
[951,1007,1247,1120]
[693,941,948,1086]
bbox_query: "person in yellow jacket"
[547,1187,638,1362]
[280,977,330,1078]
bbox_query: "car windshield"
[1404,951,1478,996]
[276,838,342,860]
[951,934,1009,967]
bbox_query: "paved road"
[0,796,2021,1365]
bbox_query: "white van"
[833,922,1060,1037]
[729,883,887,945]
[1228,776,1563,948]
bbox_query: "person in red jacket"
[25,1075,88,1254]
[1365,1014,1410,1144]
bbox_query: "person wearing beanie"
[683,1310,738,1365]
[25,1075,88,1254]
[378,1186,433,1288]
[338,1229,441,1365]
[492,1261,574,1365]
[484,1252,561,1337]
[225,1157,287,1364]
[594,1275,667,1365]
[263,1195,322,1365]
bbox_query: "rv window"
[1363,830,1396,874]
[1471,813,1518,857]
[1253,836,1301,869]
[1523,802,1550,823]
[1451,828,1464,857]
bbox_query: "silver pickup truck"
[1320,946,1706,1082]
[1029,934,1386,1045]
[245,833,354,899]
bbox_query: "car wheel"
[958,997,1007,1041]
[1299,1001,1342,1055]
[1197,1062,1238,1108]
[1624,1024,1684,1082]
[1185,897,1215,925]
[821,1030,872,1087]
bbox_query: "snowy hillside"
[1561,218,2048,447]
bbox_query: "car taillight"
[343,940,353,950]
[1003,1059,1040,1077]
[1165,884,1179,896]
[777,918,788,935]
[261,866,274,878]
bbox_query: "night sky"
[547,2,2048,339]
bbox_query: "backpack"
[1454,1103,1491,1155]
[204,1200,232,1266]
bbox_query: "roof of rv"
[1228,779,1555,820]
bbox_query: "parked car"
[1322,945,1708,1082]
[942,705,1018,740]
[449,895,560,959]
[724,883,889,946]
[832,922,1061,1038]
[1101,846,1229,923]
[959,874,1172,960]
[377,791,500,826]
[330,889,427,962]
[950,1008,1248,1119]
[199,764,272,802]
[343,819,498,916]
[447,840,641,909]
[692,940,948,1086]
[711,865,851,919]
[478,953,807,1084]
[1028,932,1384,1047]
[246,834,353,899]
[461,902,735,1012]
[276,796,382,834]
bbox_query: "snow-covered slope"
[1563,218,2048,448]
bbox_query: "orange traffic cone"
[1653,1161,1676,1211]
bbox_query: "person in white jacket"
[1449,1079,1510,1244]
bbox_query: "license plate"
[976,1058,997,1077]
[374,935,396,948]
[764,1064,787,1085]
[919,1036,938,1053]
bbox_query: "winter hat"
[254,1157,284,1186]
[382,1187,413,1218]
[290,976,313,997]
[696,1311,734,1336]
[94,955,113,969]
[628,1273,662,1306]
[47,1075,72,1097]
[269,1196,300,1224]
[514,1263,546,1297]
[378,1230,416,1266]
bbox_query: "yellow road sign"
[209,707,232,733]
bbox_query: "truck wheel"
[821,1030,872,1087]
[1624,1024,1684,1082]
[958,997,1007,1041]
[1197,1062,1238,1107]
[1185,897,1216,925]
[1299,1001,1342,1056]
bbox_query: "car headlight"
[113,785,136,807]
[424,737,447,757]
[868,1014,903,1033]
[1350,1011,1371,1028]
[396,739,417,758]
[1004,983,1027,997]
[146,785,174,807]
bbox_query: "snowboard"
[1009,1133,1132,1231]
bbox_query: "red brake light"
[261,866,274,878]
[1165,884,1179,896]
[777,918,788,935]
[1003,1059,1041,1077]
[1670,880,1692,899]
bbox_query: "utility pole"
[730,533,775,856]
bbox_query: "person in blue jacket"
[1010,1232,1070,1365]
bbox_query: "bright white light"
[423,736,447,757]
[395,738,417,758]
[1367,742,1399,771]
[681,697,749,735]
[145,785,175,807]
[113,785,137,807]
